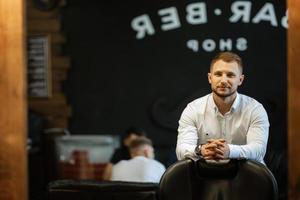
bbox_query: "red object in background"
[58,150,108,180]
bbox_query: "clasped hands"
[200,139,230,160]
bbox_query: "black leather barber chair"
[159,159,278,200]
[47,179,159,200]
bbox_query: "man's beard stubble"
[212,88,236,99]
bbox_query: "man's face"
[208,60,244,98]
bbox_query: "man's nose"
[220,75,228,82]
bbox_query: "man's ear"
[143,148,150,158]
[238,74,245,86]
[208,73,212,84]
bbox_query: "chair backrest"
[47,179,159,200]
[159,159,278,200]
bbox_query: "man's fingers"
[207,139,214,143]
[215,141,225,148]
[211,148,225,159]
[214,153,225,159]
[217,139,226,143]
[207,138,226,144]
[204,156,214,160]
[205,143,218,149]
[208,139,226,148]
[207,139,222,143]
[203,149,215,156]
[202,140,230,160]
[215,148,224,155]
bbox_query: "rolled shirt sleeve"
[228,104,269,163]
[176,103,199,160]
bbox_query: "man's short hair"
[128,137,153,151]
[120,126,147,144]
[210,51,243,74]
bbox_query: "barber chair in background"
[159,159,278,200]
[47,180,159,200]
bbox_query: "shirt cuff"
[228,144,240,159]
[182,145,198,160]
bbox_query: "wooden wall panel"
[288,0,300,199]
[0,1,27,200]
[27,0,71,129]
[28,19,60,32]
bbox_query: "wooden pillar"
[0,1,27,200]
[288,0,300,199]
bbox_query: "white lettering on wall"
[202,39,216,52]
[186,2,207,25]
[229,1,252,23]
[187,40,199,52]
[131,14,155,39]
[252,3,278,27]
[281,10,288,28]
[187,37,248,52]
[130,1,287,40]
[236,37,247,51]
[158,7,181,31]
[219,39,233,51]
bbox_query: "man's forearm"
[228,143,266,162]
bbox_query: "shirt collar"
[208,94,217,113]
[231,92,240,112]
[209,92,240,114]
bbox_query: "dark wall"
[62,0,287,163]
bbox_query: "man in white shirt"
[176,52,269,164]
[111,137,166,183]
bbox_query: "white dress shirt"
[176,93,269,164]
[111,156,166,183]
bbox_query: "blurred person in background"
[110,126,147,164]
[111,137,166,183]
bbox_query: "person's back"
[111,137,166,183]
[111,156,165,183]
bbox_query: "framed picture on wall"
[27,35,52,98]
